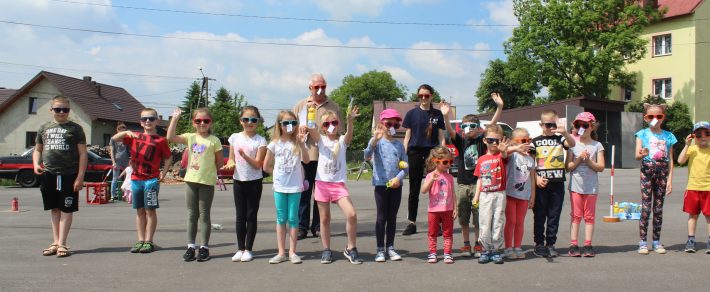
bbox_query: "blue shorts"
[131,178,160,209]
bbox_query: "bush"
[627,95,694,161]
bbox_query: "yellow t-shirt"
[181,133,222,186]
[686,145,710,191]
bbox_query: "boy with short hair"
[34,95,88,258]
[112,108,172,253]
[530,110,575,258]
[677,121,710,254]
[442,93,503,257]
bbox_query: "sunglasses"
[542,122,557,129]
[418,94,432,99]
[485,138,500,144]
[645,114,665,120]
[117,127,127,131]
[514,138,531,144]
[692,131,710,138]
[322,120,339,128]
[433,159,454,165]
[461,123,479,129]
[51,107,70,113]
[384,122,401,129]
[140,116,157,122]
[281,120,298,126]
[313,85,326,90]
[194,118,212,125]
[241,117,259,124]
[573,122,590,129]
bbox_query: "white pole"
[610,145,615,217]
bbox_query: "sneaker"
[183,247,196,261]
[582,245,595,257]
[139,241,154,253]
[504,248,515,259]
[320,249,333,264]
[492,252,504,264]
[241,250,253,262]
[231,250,244,262]
[375,250,386,262]
[684,239,696,253]
[478,252,490,264]
[638,241,649,255]
[344,247,363,265]
[547,245,558,257]
[653,242,666,254]
[427,253,438,264]
[402,223,417,236]
[706,241,710,254]
[196,247,210,262]
[568,245,581,257]
[533,245,548,257]
[269,254,288,264]
[130,241,144,253]
[311,229,320,238]
[289,254,302,264]
[443,254,454,264]
[473,243,484,258]
[297,229,307,240]
[514,248,526,259]
[460,246,472,257]
[387,247,402,261]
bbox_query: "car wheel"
[17,170,40,187]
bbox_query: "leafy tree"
[209,87,240,141]
[407,87,442,103]
[628,95,693,161]
[506,0,663,100]
[475,58,539,112]
[329,70,407,151]
[177,82,202,134]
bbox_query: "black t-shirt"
[530,135,568,182]
[402,106,445,149]
[453,133,487,185]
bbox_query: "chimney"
[83,76,92,82]
[643,0,658,8]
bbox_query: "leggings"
[639,160,669,242]
[374,186,402,248]
[185,182,215,246]
[234,179,263,251]
[407,147,432,222]
[428,211,454,254]
[504,196,528,249]
[274,192,301,227]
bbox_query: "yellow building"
[612,0,709,122]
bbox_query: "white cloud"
[405,42,469,78]
[309,0,395,19]
[485,0,517,26]
[380,66,416,84]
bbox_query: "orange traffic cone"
[11,197,19,212]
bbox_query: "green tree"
[407,87,442,103]
[475,58,539,112]
[209,87,240,141]
[177,82,202,135]
[628,95,693,161]
[329,70,407,152]
[506,0,663,100]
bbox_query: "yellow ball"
[399,161,408,169]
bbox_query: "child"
[308,106,363,264]
[530,110,575,258]
[474,125,509,264]
[223,106,267,262]
[504,128,536,259]
[364,108,408,262]
[120,165,134,203]
[112,108,172,254]
[167,108,224,262]
[635,103,677,254]
[421,146,457,264]
[442,93,503,258]
[263,111,310,264]
[34,95,88,258]
[677,121,710,254]
[565,112,605,257]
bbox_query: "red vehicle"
[179,145,234,179]
[0,147,113,187]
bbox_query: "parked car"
[0,147,113,187]
[179,145,234,179]
[445,120,514,176]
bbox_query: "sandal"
[57,245,71,258]
[43,244,58,256]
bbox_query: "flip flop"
[57,245,71,258]
[43,244,58,256]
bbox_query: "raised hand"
[373,124,385,141]
[348,106,361,121]
[172,108,182,120]
[440,101,451,118]
[685,134,694,145]
[497,136,510,153]
[297,125,309,143]
[491,92,504,107]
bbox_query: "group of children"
[33,94,710,264]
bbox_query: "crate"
[85,182,109,204]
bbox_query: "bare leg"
[461,225,470,243]
[276,224,286,256]
[58,212,73,246]
[317,202,331,249]
[571,223,580,243]
[50,209,61,245]
[336,197,358,249]
[688,214,698,236]
[136,208,147,242]
[584,223,594,244]
[145,209,157,242]
[705,215,710,236]
[288,227,298,256]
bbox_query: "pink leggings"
[504,197,528,249]
[570,192,597,224]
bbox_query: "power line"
[48,0,516,28]
[0,60,195,80]
[0,20,501,52]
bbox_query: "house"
[0,71,155,155]
[611,0,709,121]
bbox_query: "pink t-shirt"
[426,171,455,212]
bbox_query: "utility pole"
[198,67,216,108]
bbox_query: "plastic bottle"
[613,202,619,216]
[307,106,316,128]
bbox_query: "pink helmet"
[379,108,402,121]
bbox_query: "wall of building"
[694,1,709,122]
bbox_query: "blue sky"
[0,0,517,122]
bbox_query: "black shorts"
[40,172,79,213]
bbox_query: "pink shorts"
[314,181,350,203]
[570,191,597,224]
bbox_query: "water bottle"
[307,106,316,129]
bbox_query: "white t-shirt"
[267,140,305,193]
[316,135,347,183]
[228,132,267,181]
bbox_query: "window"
[103,134,112,147]
[28,97,38,114]
[653,78,672,99]
[653,34,671,56]
[623,87,633,101]
[25,132,37,148]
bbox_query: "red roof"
[658,0,704,19]
[0,88,16,107]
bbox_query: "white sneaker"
[241,250,253,262]
[514,247,526,259]
[504,248,515,259]
[387,247,402,261]
[231,250,243,262]
[289,254,302,264]
[269,254,288,264]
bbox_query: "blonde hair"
[52,95,70,104]
[320,111,341,157]
[540,110,557,120]
[484,124,504,136]
[512,127,529,138]
[272,110,301,155]
[425,146,453,172]
[192,107,212,119]
[141,108,158,116]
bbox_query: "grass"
[0,179,16,186]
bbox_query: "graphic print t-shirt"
[402,106,445,149]
[453,133,486,185]
[228,132,267,181]
[316,135,348,183]
[474,152,507,192]
[426,171,455,212]
[530,135,568,182]
[181,133,221,186]
[635,128,677,162]
[124,132,171,181]
[505,152,535,200]
[36,121,86,175]
[267,140,305,193]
